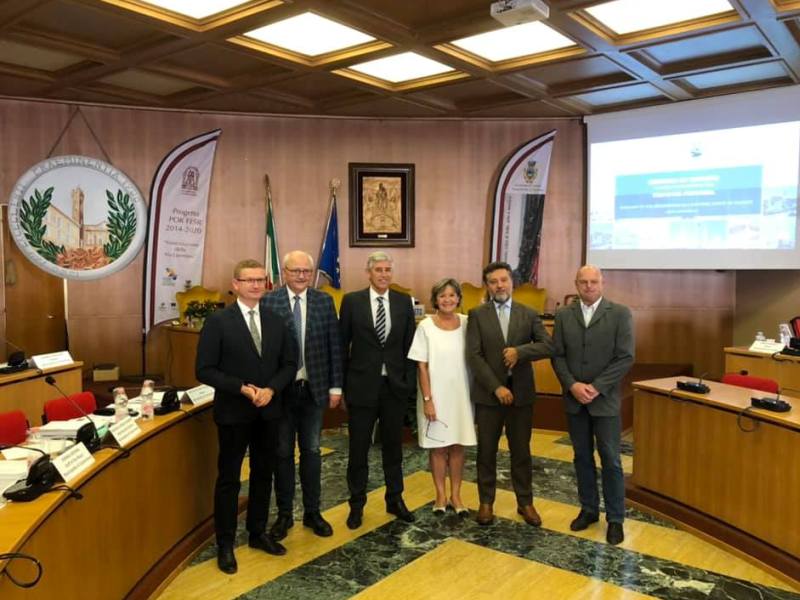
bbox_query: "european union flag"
[318,196,340,288]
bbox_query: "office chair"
[42,391,97,424]
[0,410,29,446]
[721,373,779,394]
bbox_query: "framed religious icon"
[348,163,415,247]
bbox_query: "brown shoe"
[517,504,542,527]
[476,503,494,526]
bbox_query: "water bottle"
[140,379,154,421]
[113,386,128,423]
[755,330,766,342]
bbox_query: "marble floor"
[156,429,800,600]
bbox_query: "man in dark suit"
[551,265,634,545]
[466,261,554,527]
[262,250,343,540]
[340,251,417,529]
[196,259,297,574]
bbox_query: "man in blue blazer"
[551,265,634,545]
[196,259,297,574]
[340,251,417,529]
[262,250,343,540]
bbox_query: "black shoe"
[269,514,294,541]
[386,499,415,523]
[217,546,237,574]
[303,512,333,537]
[346,506,363,530]
[606,522,624,545]
[249,533,287,555]
[570,509,600,532]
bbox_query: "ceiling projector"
[490,0,550,26]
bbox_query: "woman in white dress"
[408,278,476,515]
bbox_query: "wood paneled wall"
[0,98,733,377]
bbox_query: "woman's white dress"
[408,314,476,449]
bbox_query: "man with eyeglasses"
[340,251,417,529]
[262,250,343,541]
[196,259,297,574]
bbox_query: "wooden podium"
[628,377,800,583]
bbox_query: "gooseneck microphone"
[44,376,101,453]
[1,445,58,502]
[0,336,28,373]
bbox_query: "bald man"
[551,265,634,545]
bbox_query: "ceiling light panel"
[138,1,250,19]
[585,0,734,35]
[451,22,575,62]
[244,12,375,56]
[348,52,454,83]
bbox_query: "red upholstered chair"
[43,391,97,423]
[721,373,779,394]
[0,410,29,446]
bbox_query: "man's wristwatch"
[423,396,432,402]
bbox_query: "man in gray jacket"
[552,265,634,545]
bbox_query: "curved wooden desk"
[0,362,83,426]
[0,403,217,599]
[628,378,799,583]
[724,346,800,396]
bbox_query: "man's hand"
[329,393,342,409]
[241,384,257,402]
[253,386,275,407]
[494,385,514,405]
[502,347,519,369]
[570,382,599,405]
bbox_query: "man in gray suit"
[467,261,554,527]
[552,265,634,545]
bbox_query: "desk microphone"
[0,336,29,373]
[676,372,710,394]
[751,389,792,412]
[44,376,101,453]
[0,445,58,502]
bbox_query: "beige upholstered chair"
[513,283,547,313]
[458,282,485,315]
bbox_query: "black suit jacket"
[339,288,416,406]
[196,302,297,425]
[261,286,343,407]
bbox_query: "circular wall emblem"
[8,155,147,281]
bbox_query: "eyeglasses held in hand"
[425,419,449,443]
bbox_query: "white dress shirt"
[581,297,602,327]
[288,289,308,381]
[237,299,261,338]
[370,287,391,376]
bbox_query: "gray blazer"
[466,300,554,407]
[551,298,635,417]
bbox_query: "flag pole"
[316,177,340,288]
[264,174,281,290]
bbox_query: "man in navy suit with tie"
[262,250,343,540]
[340,251,417,529]
[196,259,297,574]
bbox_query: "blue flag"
[318,196,341,288]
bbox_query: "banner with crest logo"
[144,129,221,334]
[490,130,556,286]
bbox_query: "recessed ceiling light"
[348,52,454,83]
[138,0,249,19]
[451,22,574,62]
[244,12,375,56]
[585,0,734,35]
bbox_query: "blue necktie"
[293,295,303,369]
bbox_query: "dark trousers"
[274,380,325,515]
[475,403,533,505]
[347,378,405,508]
[567,406,625,523]
[214,418,277,548]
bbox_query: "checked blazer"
[262,286,344,407]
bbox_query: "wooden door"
[1,206,67,360]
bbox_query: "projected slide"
[588,122,799,252]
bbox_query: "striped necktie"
[375,296,386,346]
[248,309,262,356]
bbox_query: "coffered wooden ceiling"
[1,0,800,118]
